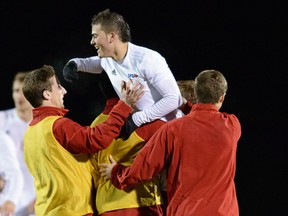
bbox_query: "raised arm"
[63,57,103,83]
[54,80,144,154]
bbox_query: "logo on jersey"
[111,70,117,75]
[128,74,139,79]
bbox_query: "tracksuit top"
[112,104,241,216]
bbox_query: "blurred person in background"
[0,176,4,192]
[0,130,24,216]
[0,72,35,216]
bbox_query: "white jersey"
[72,42,184,126]
[0,108,36,215]
[0,131,24,207]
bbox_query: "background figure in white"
[0,72,35,216]
[0,131,24,216]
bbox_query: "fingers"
[121,80,126,91]
[131,84,144,102]
[131,81,141,90]
[134,85,145,99]
[99,155,117,180]
[121,80,144,107]
[129,81,144,97]
[109,155,116,164]
[126,79,133,90]
[99,164,111,180]
[122,80,143,92]
[132,82,144,92]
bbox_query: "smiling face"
[90,24,115,58]
[47,76,67,109]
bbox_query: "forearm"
[111,134,166,189]
[133,70,183,126]
[54,100,132,154]
[71,57,103,74]
[111,164,135,190]
[133,93,182,126]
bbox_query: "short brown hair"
[195,70,227,104]
[177,80,196,103]
[23,65,56,108]
[91,9,131,42]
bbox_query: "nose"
[13,90,22,99]
[62,86,67,95]
[90,38,95,45]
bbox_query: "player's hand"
[121,80,144,109]
[99,155,117,180]
[0,200,16,216]
[63,61,78,83]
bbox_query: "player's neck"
[114,42,128,62]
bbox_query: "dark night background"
[1,0,287,215]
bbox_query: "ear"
[109,32,116,43]
[219,93,226,103]
[42,89,51,100]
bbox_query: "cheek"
[94,37,101,44]
[12,92,20,100]
[98,37,109,46]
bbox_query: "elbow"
[168,93,183,108]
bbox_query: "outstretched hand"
[121,80,144,108]
[99,155,117,181]
[63,61,78,83]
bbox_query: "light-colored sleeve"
[70,56,103,74]
[0,132,24,206]
[132,52,183,126]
